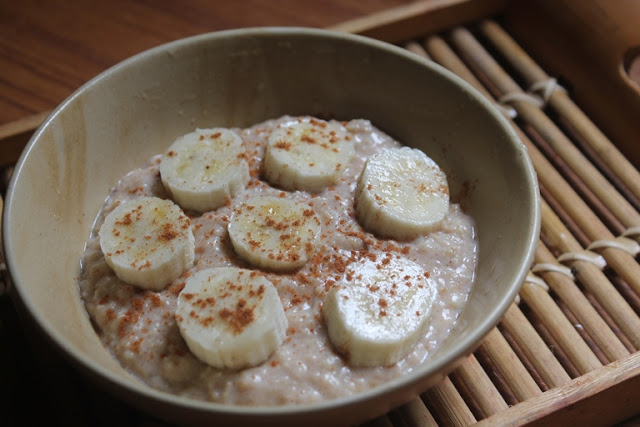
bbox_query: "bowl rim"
[3,26,540,417]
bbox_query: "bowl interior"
[4,28,539,425]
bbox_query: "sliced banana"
[159,128,250,212]
[355,146,449,240]
[99,197,195,291]
[175,267,288,369]
[228,195,322,271]
[264,117,355,192]
[322,255,436,367]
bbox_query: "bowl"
[3,27,540,426]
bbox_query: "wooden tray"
[2,1,640,425]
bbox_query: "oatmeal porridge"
[79,116,477,406]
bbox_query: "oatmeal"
[79,116,477,406]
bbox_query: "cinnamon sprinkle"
[219,302,255,335]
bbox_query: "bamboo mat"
[2,16,640,427]
[367,18,640,426]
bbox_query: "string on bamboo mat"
[498,91,543,109]
[493,102,517,119]
[524,274,550,292]
[544,228,640,275]
[515,273,550,304]
[497,77,567,115]
[587,237,640,256]
[622,226,640,238]
[531,263,574,280]
[557,251,607,269]
[528,78,567,106]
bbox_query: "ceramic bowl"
[3,27,539,426]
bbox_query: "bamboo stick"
[534,243,630,362]
[521,104,638,226]
[599,245,640,295]
[449,354,509,418]
[608,274,640,314]
[582,291,637,354]
[423,35,492,99]
[419,31,640,308]
[478,19,640,205]
[554,298,610,365]
[529,135,640,299]
[498,326,550,391]
[528,308,583,378]
[538,181,591,248]
[402,40,430,59]
[448,365,484,418]
[388,396,438,427]
[541,200,640,349]
[529,127,625,235]
[519,278,603,374]
[523,104,640,301]
[473,347,519,407]
[500,304,571,388]
[422,376,477,426]
[558,115,640,212]
[515,112,615,247]
[475,328,542,401]
[448,26,640,230]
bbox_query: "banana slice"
[99,197,195,291]
[159,128,250,212]
[175,267,288,369]
[264,117,355,192]
[227,195,322,271]
[355,146,449,240]
[322,255,436,367]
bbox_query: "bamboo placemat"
[2,14,640,427]
[363,17,640,426]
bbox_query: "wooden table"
[0,0,416,126]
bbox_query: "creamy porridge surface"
[79,116,477,406]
